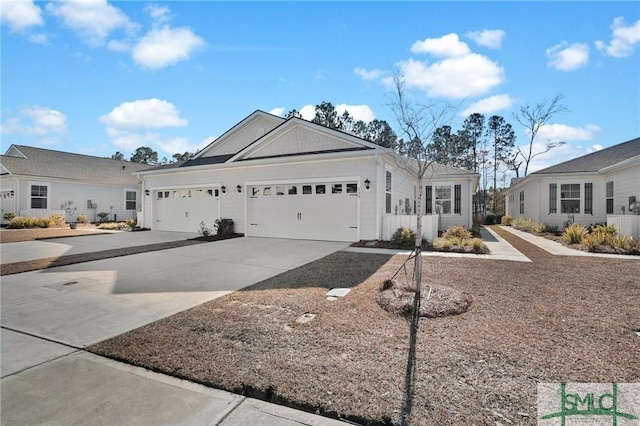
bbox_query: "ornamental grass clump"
[562,223,587,244]
[433,225,488,254]
[512,218,537,232]
[390,227,416,249]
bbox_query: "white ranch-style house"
[504,137,640,238]
[1,145,149,224]
[136,111,480,242]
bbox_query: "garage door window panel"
[302,185,312,195]
[332,184,343,194]
[316,185,326,194]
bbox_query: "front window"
[125,190,137,210]
[30,184,48,209]
[385,171,392,214]
[561,184,580,213]
[435,186,451,214]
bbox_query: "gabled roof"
[532,137,640,175]
[1,145,149,185]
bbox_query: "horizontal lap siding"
[142,156,379,239]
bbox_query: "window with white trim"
[385,171,392,214]
[560,184,580,213]
[30,184,48,209]
[435,185,452,214]
[606,181,614,214]
[125,190,137,210]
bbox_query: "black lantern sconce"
[237,185,242,193]
[144,189,150,196]
[364,179,371,190]
[221,185,226,194]
[10,190,15,197]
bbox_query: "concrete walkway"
[1,233,349,425]
[344,226,531,262]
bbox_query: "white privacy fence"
[607,215,640,241]
[382,214,440,242]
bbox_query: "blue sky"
[1,1,639,176]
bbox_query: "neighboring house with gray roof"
[135,110,479,242]
[504,137,640,233]
[1,145,150,223]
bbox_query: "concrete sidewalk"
[1,352,345,426]
[498,225,640,259]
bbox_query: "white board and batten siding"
[381,215,440,243]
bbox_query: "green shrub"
[581,233,600,252]
[214,218,234,236]
[391,227,416,248]
[97,212,109,222]
[532,223,547,233]
[125,218,136,228]
[501,215,513,226]
[3,212,16,222]
[484,213,503,225]
[562,223,587,244]
[441,226,472,240]
[77,214,89,223]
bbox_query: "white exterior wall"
[603,163,640,214]
[1,176,140,223]
[141,155,380,239]
[200,116,282,156]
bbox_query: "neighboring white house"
[136,110,479,242]
[504,137,640,234]
[1,145,149,224]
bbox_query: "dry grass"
[89,226,640,425]
[378,279,472,318]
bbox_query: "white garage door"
[247,182,359,242]
[153,187,220,233]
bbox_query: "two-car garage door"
[247,181,359,242]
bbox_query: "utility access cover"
[326,288,351,298]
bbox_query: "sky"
[1,0,639,178]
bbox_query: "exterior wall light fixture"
[237,185,242,193]
[144,189,150,196]
[364,179,370,190]
[221,186,226,194]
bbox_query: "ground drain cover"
[326,288,351,300]
[44,278,99,291]
[296,313,316,324]
[635,328,640,337]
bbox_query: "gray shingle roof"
[532,137,640,174]
[1,145,150,185]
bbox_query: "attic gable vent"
[5,146,27,158]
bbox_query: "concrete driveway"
[1,236,348,372]
[1,234,349,425]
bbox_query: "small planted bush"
[198,221,213,237]
[97,212,109,222]
[391,227,417,249]
[441,226,472,240]
[562,223,587,244]
[7,214,65,229]
[501,215,513,226]
[3,212,16,222]
[512,218,536,232]
[77,214,89,223]
[214,218,234,236]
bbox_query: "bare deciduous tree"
[386,73,456,425]
[513,94,567,176]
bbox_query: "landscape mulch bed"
[89,225,640,425]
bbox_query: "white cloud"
[335,104,375,123]
[466,29,505,49]
[535,123,601,143]
[46,0,137,46]
[132,26,205,69]
[28,33,48,45]
[146,4,170,25]
[157,137,206,155]
[299,105,316,121]
[269,107,285,117]
[411,33,470,58]
[106,128,159,151]
[0,0,43,32]
[460,94,516,116]
[0,105,67,136]
[595,17,640,58]
[100,99,188,129]
[399,54,505,99]
[546,42,589,71]
[354,67,386,80]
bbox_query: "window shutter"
[585,183,593,215]
[425,186,432,214]
[549,183,557,214]
[454,184,461,214]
